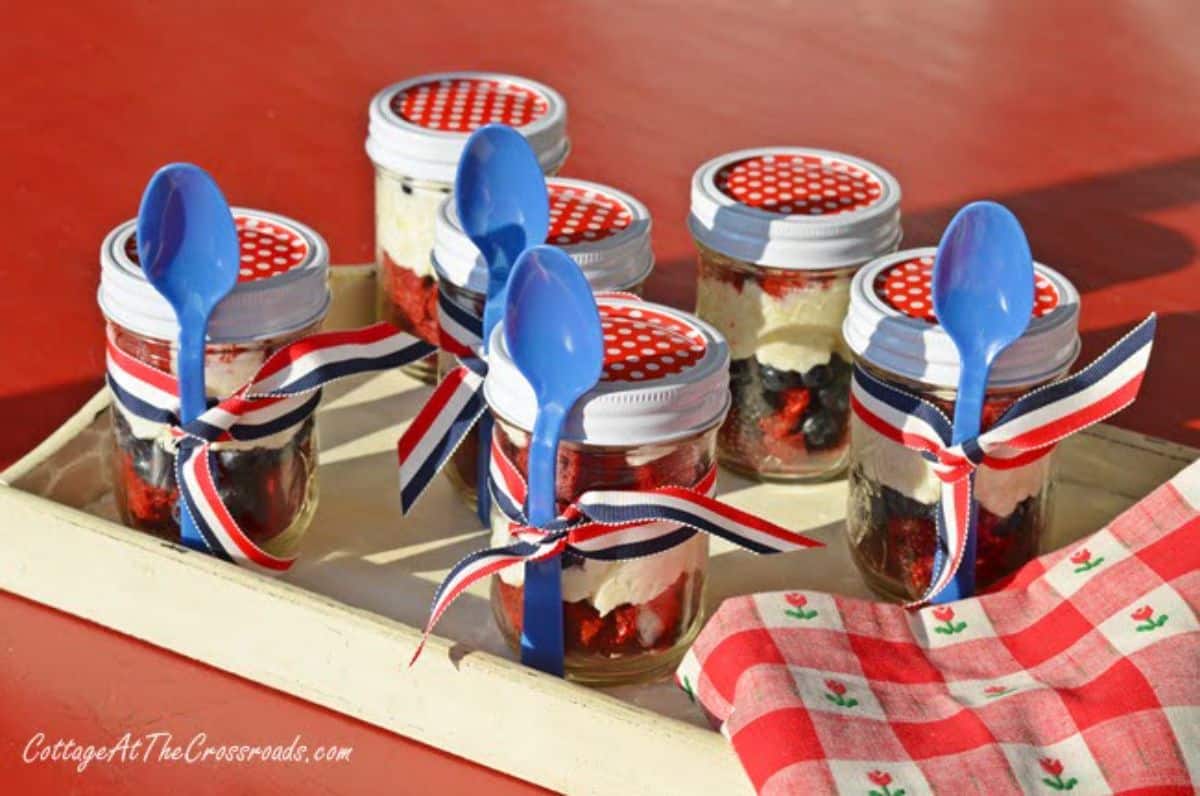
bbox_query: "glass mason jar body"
[695,242,868,481]
[487,416,716,685]
[846,362,1060,602]
[841,247,1082,603]
[375,166,450,383]
[106,320,320,558]
[439,279,650,507]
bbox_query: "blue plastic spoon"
[137,163,240,549]
[456,124,550,523]
[456,123,550,351]
[504,245,604,676]
[931,201,1034,602]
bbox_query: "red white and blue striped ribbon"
[850,314,1156,605]
[106,322,435,573]
[396,289,489,512]
[396,289,645,514]
[412,442,824,663]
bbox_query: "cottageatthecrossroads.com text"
[22,732,353,773]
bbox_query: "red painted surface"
[2,1,1199,792]
[0,592,548,793]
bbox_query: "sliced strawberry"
[612,605,640,647]
[780,387,811,421]
[382,255,439,344]
[576,613,605,649]
[757,270,810,299]
[903,556,935,598]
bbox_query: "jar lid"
[688,147,902,269]
[98,208,331,343]
[484,297,730,445]
[843,247,1081,389]
[433,178,653,294]
[365,72,570,183]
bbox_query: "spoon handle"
[933,355,988,603]
[482,285,506,357]
[176,308,210,549]
[521,403,566,676]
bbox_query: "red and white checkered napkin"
[677,461,1200,795]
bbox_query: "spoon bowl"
[931,201,1034,602]
[504,245,604,675]
[933,202,1035,364]
[137,163,240,547]
[505,247,605,405]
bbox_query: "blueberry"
[828,354,853,388]
[729,358,753,389]
[883,485,936,520]
[803,364,831,388]
[758,363,802,393]
[729,366,774,422]
[990,497,1031,537]
[401,183,414,195]
[818,384,850,414]
[801,412,841,449]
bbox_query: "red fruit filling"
[700,255,839,299]
[496,572,698,657]
[380,252,439,345]
[869,493,1042,600]
[490,423,712,657]
[107,324,316,546]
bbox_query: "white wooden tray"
[2,265,1196,794]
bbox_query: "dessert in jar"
[842,248,1081,601]
[434,177,655,503]
[689,147,902,481]
[483,296,729,684]
[365,72,570,382]
[98,210,330,556]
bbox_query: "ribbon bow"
[106,322,434,573]
[850,314,1156,604]
[412,442,823,663]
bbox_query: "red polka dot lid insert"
[875,254,1061,323]
[390,77,549,133]
[124,214,310,283]
[600,304,707,383]
[547,182,633,246]
[715,153,884,216]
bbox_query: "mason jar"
[98,209,330,559]
[842,248,1081,601]
[433,177,655,505]
[689,148,903,482]
[482,296,729,685]
[365,72,570,382]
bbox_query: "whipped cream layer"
[850,414,1051,517]
[115,346,301,452]
[375,169,448,278]
[696,273,851,373]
